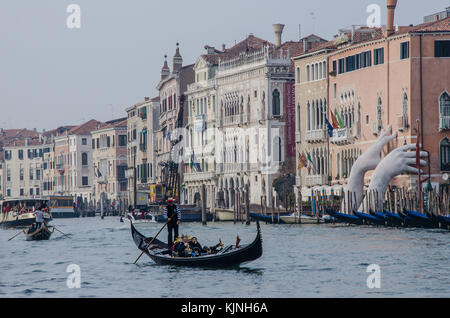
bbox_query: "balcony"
[305,129,327,143]
[330,127,355,145]
[305,175,328,187]
[295,132,301,143]
[439,116,450,131]
[184,172,216,182]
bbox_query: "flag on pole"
[335,109,344,128]
[325,116,334,137]
[298,152,308,170]
[306,152,317,174]
[330,110,340,129]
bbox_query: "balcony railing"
[184,172,216,182]
[330,127,354,145]
[305,175,328,187]
[305,129,327,143]
[439,116,450,131]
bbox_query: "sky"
[0,0,449,131]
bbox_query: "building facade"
[92,119,128,210]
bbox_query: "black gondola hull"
[130,221,262,267]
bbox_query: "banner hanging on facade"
[284,82,296,157]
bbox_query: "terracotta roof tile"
[68,119,103,135]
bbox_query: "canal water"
[1,217,449,297]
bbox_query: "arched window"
[322,61,327,78]
[440,92,450,131]
[82,153,88,166]
[272,89,280,116]
[440,138,450,171]
[307,102,311,130]
[297,104,301,132]
[296,67,300,83]
[306,65,310,82]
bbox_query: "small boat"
[279,213,328,224]
[215,209,235,221]
[130,220,263,267]
[125,213,157,224]
[325,209,363,225]
[1,198,52,228]
[249,212,290,224]
[24,223,54,241]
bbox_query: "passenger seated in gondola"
[175,235,195,257]
[201,239,224,255]
[189,237,202,256]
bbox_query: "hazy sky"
[0,0,448,131]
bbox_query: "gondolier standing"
[163,197,181,253]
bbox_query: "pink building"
[327,3,450,191]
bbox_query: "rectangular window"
[92,139,95,149]
[338,58,345,74]
[82,176,89,186]
[118,135,127,147]
[332,60,337,73]
[435,40,450,58]
[374,48,384,65]
[107,136,111,147]
[30,188,33,196]
[20,189,24,196]
[333,83,337,99]
[400,41,410,60]
[345,55,356,72]
[36,188,40,196]
[18,150,24,160]
[82,138,87,145]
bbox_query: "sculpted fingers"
[404,158,427,166]
[404,166,424,174]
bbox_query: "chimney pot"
[273,24,285,47]
[385,0,398,37]
[222,44,226,51]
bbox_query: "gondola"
[130,220,263,267]
[24,223,54,241]
[325,209,363,225]
[437,215,450,229]
[249,212,290,224]
[353,211,386,226]
[403,210,438,228]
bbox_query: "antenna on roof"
[299,24,302,41]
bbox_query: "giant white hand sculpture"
[360,143,427,212]
[343,125,397,212]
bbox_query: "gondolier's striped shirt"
[163,205,181,221]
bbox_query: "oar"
[8,230,24,241]
[133,220,169,264]
[52,226,71,239]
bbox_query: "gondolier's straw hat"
[166,197,175,202]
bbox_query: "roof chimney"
[222,44,226,51]
[385,0,398,37]
[273,24,285,47]
[144,97,150,101]
[302,38,309,52]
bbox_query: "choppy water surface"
[0,217,449,297]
